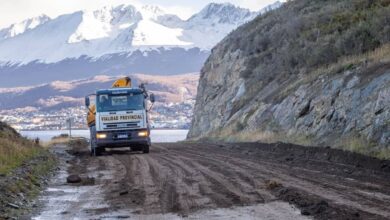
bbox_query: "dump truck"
[85,77,155,156]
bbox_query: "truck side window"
[100,95,109,106]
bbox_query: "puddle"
[32,145,110,220]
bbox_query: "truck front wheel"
[143,145,150,154]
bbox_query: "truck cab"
[85,86,155,156]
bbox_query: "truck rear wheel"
[91,146,104,156]
[143,145,150,154]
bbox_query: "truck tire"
[95,147,104,156]
[90,126,98,157]
[143,145,150,154]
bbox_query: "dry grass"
[40,134,89,148]
[338,135,390,160]
[41,137,69,147]
[279,43,390,101]
[312,43,390,78]
[375,149,390,160]
[0,133,44,175]
[211,125,390,159]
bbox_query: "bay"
[20,129,189,143]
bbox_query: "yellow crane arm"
[112,77,131,88]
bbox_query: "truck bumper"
[96,129,150,148]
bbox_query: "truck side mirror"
[85,96,90,107]
[150,93,155,103]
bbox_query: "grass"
[375,149,390,160]
[209,125,390,160]
[0,122,57,218]
[1,149,56,218]
[339,134,390,159]
[278,43,390,102]
[0,136,45,175]
[0,121,58,175]
[311,43,390,78]
[39,133,70,147]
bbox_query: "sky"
[0,0,282,29]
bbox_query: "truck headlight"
[96,133,107,139]
[138,131,149,137]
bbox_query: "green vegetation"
[0,122,49,175]
[1,150,56,218]
[195,0,390,159]
[0,121,56,218]
[220,0,390,103]
[6,152,55,197]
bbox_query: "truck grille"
[103,121,140,130]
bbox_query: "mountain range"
[0,73,199,111]
[0,2,282,87]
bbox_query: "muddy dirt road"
[34,142,390,219]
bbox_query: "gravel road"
[33,142,390,220]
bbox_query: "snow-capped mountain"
[187,3,255,24]
[0,3,260,64]
[0,1,282,87]
[0,14,50,40]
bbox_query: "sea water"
[20,130,189,143]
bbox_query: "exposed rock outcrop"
[188,0,390,157]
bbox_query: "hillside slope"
[189,0,390,157]
[0,73,198,110]
[0,121,55,217]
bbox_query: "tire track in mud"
[162,150,273,204]
[100,142,390,219]
[111,145,271,215]
[155,144,278,207]
[167,143,390,218]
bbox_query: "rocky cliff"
[188,0,390,158]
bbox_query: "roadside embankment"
[189,0,390,158]
[0,122,56,219]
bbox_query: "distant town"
[0,100,195,131]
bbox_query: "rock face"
[188,0,390,156]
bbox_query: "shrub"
[217,0,390,81]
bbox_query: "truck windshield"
[96,93,144,112]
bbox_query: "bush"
[218,0,390,82]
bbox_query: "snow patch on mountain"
[187,3,254,25]
[132,19,191,46]
[0,15,50,40]
[68,5,141,43]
